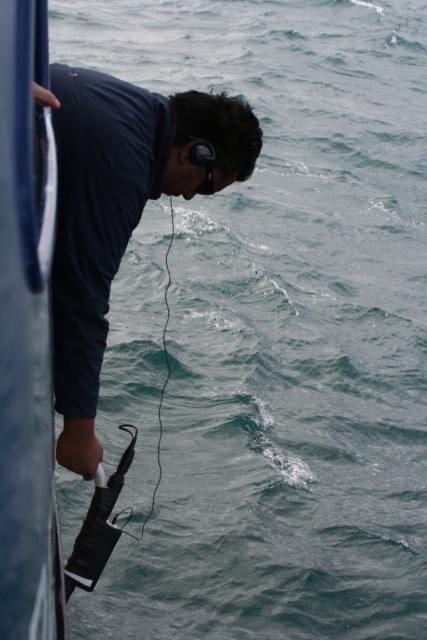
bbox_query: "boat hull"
[0,1,65,637]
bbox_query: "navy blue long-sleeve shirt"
[50,64,175,418]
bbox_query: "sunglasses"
[196,166,215,196]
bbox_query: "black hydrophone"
[64,425,138,601]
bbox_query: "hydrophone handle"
[94,463,107,487]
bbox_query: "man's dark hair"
[169,90,263,181]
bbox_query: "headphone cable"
[120,196,175,541]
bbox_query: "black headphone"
[188,140,216,168]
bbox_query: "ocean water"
[50,1,427,638]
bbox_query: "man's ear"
[178,141,197,165]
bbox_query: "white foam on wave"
[257,166,287,178]
[254,396,275,429]
[184,308,241,331]
[270,279,300,316]
[252,395,318,490]
[395,538,411,551]
[245,239,270,252]
[207,310,238,331]
[367,197,400,220]
[350,0,384,14]
[285,161,331,182]
[173,206,223,239]
[263,445,318,491]
[270,279,288,298]
[389,31,398,46]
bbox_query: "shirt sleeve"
[52,168,147,418]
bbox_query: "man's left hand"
[32,81,61,109]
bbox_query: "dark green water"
[52,1,427,638]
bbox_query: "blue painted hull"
[0,1,65,637]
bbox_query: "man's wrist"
[63,416,95,435]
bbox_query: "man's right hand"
[56,417,103,480]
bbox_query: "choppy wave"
[248,394,318,490]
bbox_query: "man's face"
[162,142,237,201]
